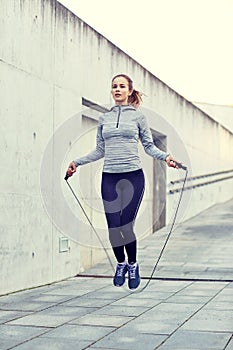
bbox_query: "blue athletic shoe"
[113,263,128,287]
[128,262,140,290]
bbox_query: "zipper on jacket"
[116,105,121,128]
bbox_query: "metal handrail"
[170,169,233,185]
[169,170,233,194]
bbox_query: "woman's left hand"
[165,155,179,168]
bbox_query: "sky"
[58,0,233,105]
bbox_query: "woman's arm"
[138,114,178,168]
[66,117,105,177]
[138,114,168,160]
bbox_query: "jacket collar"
[110,104,136,112]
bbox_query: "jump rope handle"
[174,161,188,171]
[64,172,71,181]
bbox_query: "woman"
[66,74,179,290]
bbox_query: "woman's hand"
[66,161,77,178]
[165,155,179,169]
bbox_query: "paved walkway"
[0,199,233,350]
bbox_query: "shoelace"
[116,264,126,277]
[128,265,137,279]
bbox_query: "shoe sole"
[114,284,125,287]
[128,279,141,290]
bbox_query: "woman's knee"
[121,223,136,243]
[109,228,124,247]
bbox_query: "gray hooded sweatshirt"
[74,105,168,173]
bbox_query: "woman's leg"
[101,172,125,262]
[120,169,145,263]
[101,172,130,287]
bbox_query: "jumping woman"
[66,74,179,290]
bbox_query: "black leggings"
[101,169,145,263]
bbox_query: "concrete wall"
[193,102,233,133]
[1,0,233,295]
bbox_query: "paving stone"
[41,288,95,297]
[137,280,191,292]
[203,301,233,311]
[69,313,134,327]
[181,309,233,332]
[90,330,167,350]
[152,301,202,314]
[12,338,92,350]
[118,316,178,335]
[211,288,233,302]
[0,285,62,301]
[30,294,77,303]
[7,305,98,328]
[0,324,50,350]
[74,276,109,283]
[110,297,161,308]
[61,296,111,308]
[172,287,223,297]
[121,289,174,300]
[0,301,57,312]
[0,310,32,324]
[156,330,232,349]
[83,290,128,300]
[181,282,227,290]
[226,338,233,350]
[40,324,115,341]
[165,294,211,304]
[91,304,149,317]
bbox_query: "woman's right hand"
[66,161,77,178]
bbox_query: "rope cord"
[137,168,188,292]
[65,167,188,292]
[65,180,115,272]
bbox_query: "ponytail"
[128,89,143,108]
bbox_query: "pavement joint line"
[1,282,119,327]
[223,334,233,350]
[81,280,195,349]
[5,305,116,350]
[78,279,230,350]
[0,274,107,298]
[6,327,53,350]
[76,274,233,283]
[0,292,95,321]
[153,282,231,349]
[2,280,230,349]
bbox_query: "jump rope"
[64,161,188,292]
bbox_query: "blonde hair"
[111,74,143,108]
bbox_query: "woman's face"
[111,76,131,105]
